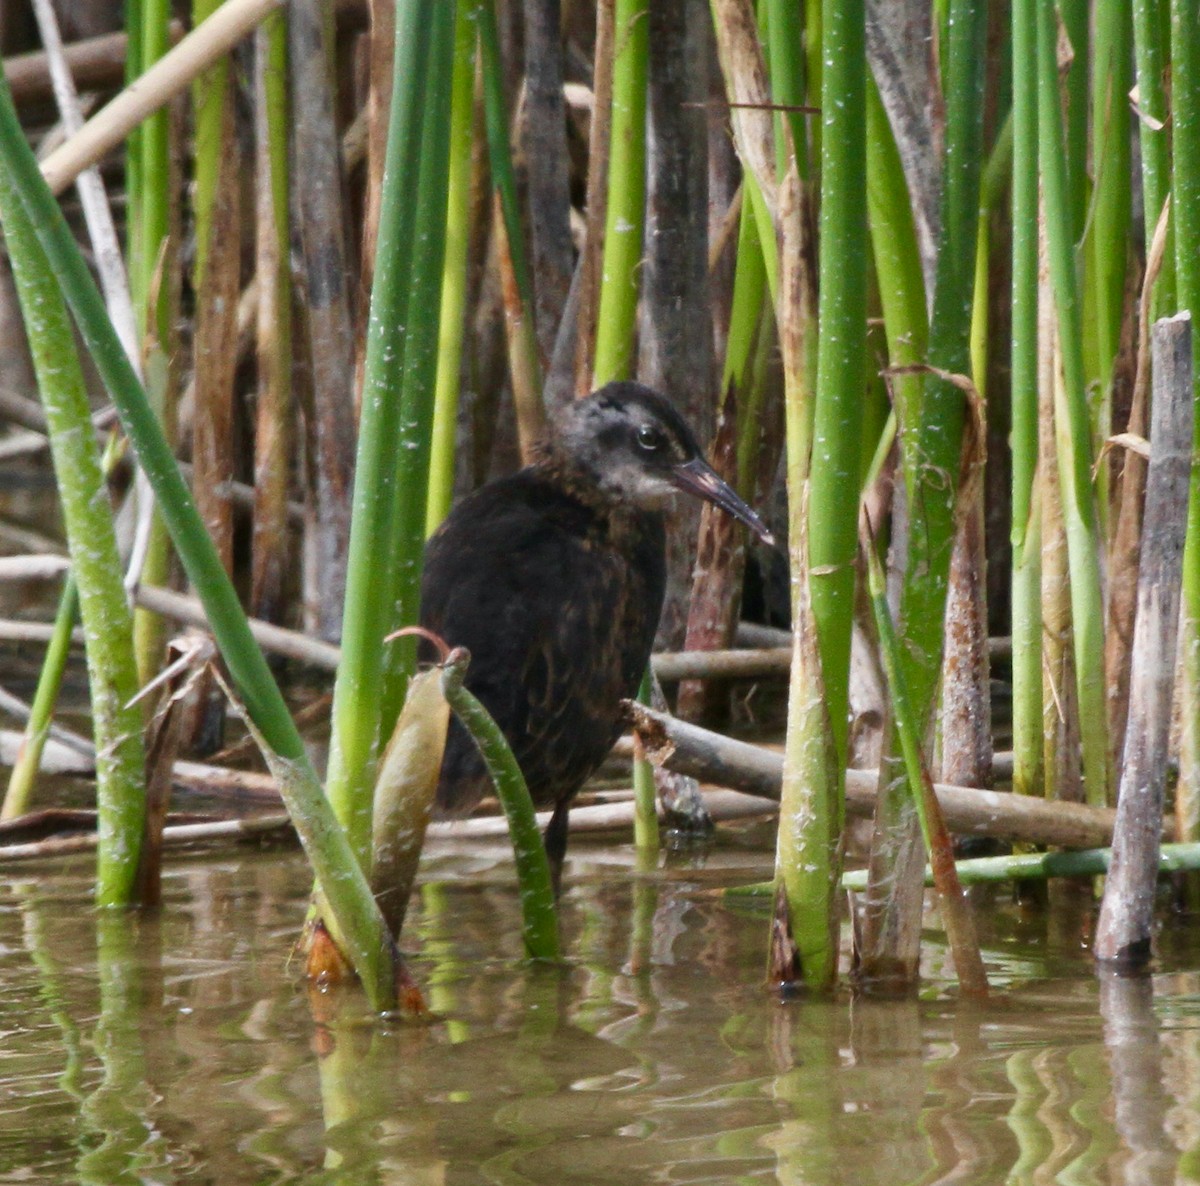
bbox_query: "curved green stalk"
[1037,0,1111,809]
[0,75,399,1010]
[440,658,560,960]
[0,170,146,907]
[593,0,648,385]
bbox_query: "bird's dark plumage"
[419,381,772,882]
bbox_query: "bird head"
[555,382,776,545]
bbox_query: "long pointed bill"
[669,458,776,546]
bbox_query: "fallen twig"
[627,702,1158,849]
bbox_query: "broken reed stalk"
[0,169,147,907]
[864,535,988,996]
[1171,0,1200,845]
[440,655,560,961]
[0,77,401,1011]
[1010,0,1044,805]
[1037,0,1111,809]
[249,10,292,623]
[1096,313,1194,968]
[324,0,435,867]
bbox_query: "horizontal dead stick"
[134,584,340,670]
[627,703,1158,850]
[0,811,297,865]
[731,621,1013,659]
[6,29,170,107]
[0,789,774,865]
[652,647,791,681]
[429,788,776,840]
[0,554,71,581]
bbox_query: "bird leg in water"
[544,799,571,897]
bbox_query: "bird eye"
[636,425,665,452]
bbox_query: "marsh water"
[2,830,1200,1186]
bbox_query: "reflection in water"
[1099,972,1175,1186]
[1,847,1200,1182]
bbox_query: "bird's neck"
[529,442,610,507]
[530,443,661,529]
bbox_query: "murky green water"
[2,835,1199,1185]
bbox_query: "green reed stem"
[765,0,809,177]
[1134,0,1174,314]
[865,76,927,432]
[3,433,124,822]
[593,0,648,384]
[1037,0,1111,809]
[380,0,457,727]
[1089,0,1132,426]
[0,170,146,907]
[426,1,478,536]
[772,0,866,991]
[324,0,433,864]
[1,574,78,821]
[806,0,867,768]
[1010,0,1043,802]
[130,0,173,688]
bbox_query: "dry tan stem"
[40,0,284,196]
